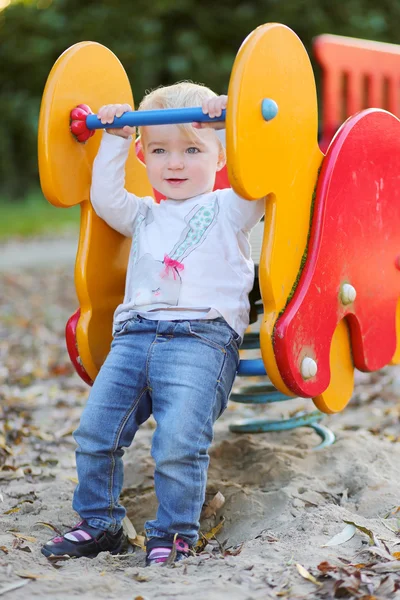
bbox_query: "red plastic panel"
[314,34,400,152]
[274,109,400,397]
[66,309,93,386]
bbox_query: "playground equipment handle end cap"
[70,104,95,143]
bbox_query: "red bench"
[314,33,400,151]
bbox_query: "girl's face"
[142,124,225,200]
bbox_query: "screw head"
[340,283,357,305]
[261,99,278,121]
[300,357,318,380]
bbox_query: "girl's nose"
[167,154,184,169]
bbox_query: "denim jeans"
[72,316,240,545]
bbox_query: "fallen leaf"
[16,572,46,580]
[343,520,376,544]
[11,533,37,543]
[122,516,137,541]
[322,524,356,547]
[317,561,338,574]
[17,545,32,553]
[379,518,398,534]
[201,491,225,519]
[0,435,13,455]
[23,466,42,476]
[28,427,53,442]
[34,522,62,535]
[65,476,78,484]
[45,555,71,565]
[4,507,21,515]
[54,424,76,438]
[195,518,225,552]
[163,535,178,567]
[0,580,30,595]
[296,563,322,586]
[383,506,400,518]
[365,545,395,562]
[122,516,145,551]
[0,468,25,481]
[224,543,244,556]
[373,561,400,573]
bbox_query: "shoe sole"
[41,540,123,560]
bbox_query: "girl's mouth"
[165,178,187,186]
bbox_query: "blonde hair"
[138,81,221,146]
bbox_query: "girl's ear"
[216,148,226,172]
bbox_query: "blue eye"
[152,148,165,154]
[186,147,200,154]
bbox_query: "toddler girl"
[41,82,264,565]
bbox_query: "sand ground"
[0,241,399,600]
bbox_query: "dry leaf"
[54,424,76,438]
[122,516,137,540]
[317,561,338,574]
[0,468,25,481]
[322,524,356,547]
[65,476,78,484]
[45,555,70,565]
[373,561,400,573]
[23,466,42,476]
[0,580,30,596]
[201,491,225,519]
[29,427,53,442]
[122,516,145,551]
[34,522,62,535]
[163,535,178,567]
[379,518,398,534]
[11,533,37,543]
[195,518,225,552]
[4,507,21,515]
[365,546,395,562]
[15,572,44,580]
[0,435,13,455]
[296,563,322,586]
[343,520,376,544]
[224,543,244,556]
[131,535,146,551]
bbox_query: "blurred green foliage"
[1,0,400,199]
[0,189,79,237]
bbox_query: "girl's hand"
[97,104,136,139]
[193,95,227,130]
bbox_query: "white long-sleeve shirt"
[90,133,265,339]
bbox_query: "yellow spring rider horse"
[38,23,400,442]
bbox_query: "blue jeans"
[72,316,240,545]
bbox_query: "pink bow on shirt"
[161,255,185,280]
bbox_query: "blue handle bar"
[86,107,227,130]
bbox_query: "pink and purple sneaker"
[146,537,191,566]
[41,520,124,559]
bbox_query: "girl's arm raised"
[90,133,147,237]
